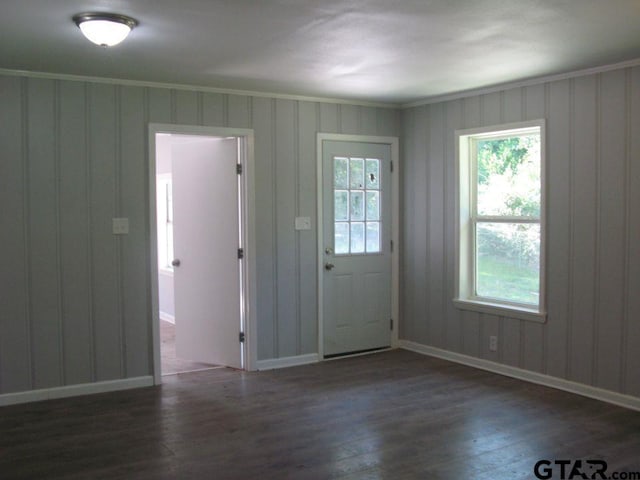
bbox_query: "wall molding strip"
[0,376,154,407]
[2,58,638,111]
[0,68,396,109]
[402,58,640,108]
[400,340,640,412]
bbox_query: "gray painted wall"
[0,73,400,395]
[3,65,637,402]
[401,65,640,398]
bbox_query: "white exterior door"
[322,140,392,357]
[171,137,242,369]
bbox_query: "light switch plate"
[295,216,311,231]
[112,217,129,235]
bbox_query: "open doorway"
[149,124,257,384]
[155,133,232,375]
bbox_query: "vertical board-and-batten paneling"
[298,101,319,356]
[275,99,297,358]
[89,83,122,382]
[444,100,463,355]
[251,97,276,361]
[59,81,92,386]
[0,76,30,393]
[28,78,61,389]
[545,80,570,381]
[0,72,400,396]
[119,86,150,379]
[627,67,640,398]
[401,65,640,398]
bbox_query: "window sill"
[453,298,547,323]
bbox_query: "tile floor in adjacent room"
[160,319,219,375]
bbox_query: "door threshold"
[161,365,226,376]
[324,346,393,360]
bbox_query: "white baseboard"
[400,340,640,412]
[257,353,319,371]
[0,376,155,407]
[159,312,175,323]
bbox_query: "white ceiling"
[1,0,639,105]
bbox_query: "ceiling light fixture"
[73,12,138,47]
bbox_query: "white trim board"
[402,57,640,108]
[0,376,154,407]
[400,340,640,412]
[256,354,319,371]
[2,58,639,110]
[0,68,395,109]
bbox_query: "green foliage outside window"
[475,134,541,305]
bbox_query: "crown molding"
[3,57,639,111]
[402,57,640,108]
[0,68,399,109]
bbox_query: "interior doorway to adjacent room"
[149,124,257,383]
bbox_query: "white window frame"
[454,120,547,323]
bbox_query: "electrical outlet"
[489,335,498,352]
[112,217,129,235]
[294,216,311,231]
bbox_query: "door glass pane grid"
[334,156,381,255]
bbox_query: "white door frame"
[316,133,400,359]
[148,123,258,384]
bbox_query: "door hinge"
[390,161,394,173]
[390,319,394,331]
[238,248,244,259]
[239,331,245,343]
[236,163,243,175]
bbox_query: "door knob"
[324,262,335,271]
[171,259,181,267]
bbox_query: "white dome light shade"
[73,13,138,47]
[79,20,131,46]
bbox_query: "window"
[455,120,546,322]
[333,156,381,255]
[156,174,174,272]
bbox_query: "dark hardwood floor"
[1,350,639,479]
